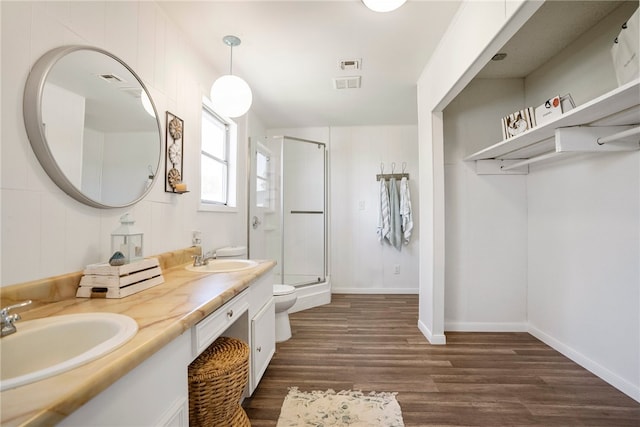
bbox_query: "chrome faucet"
[192,251,217,267]
[1,300,32,337]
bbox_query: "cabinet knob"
[227,310,233,318]
[257,346,262,352]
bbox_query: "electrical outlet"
[394,264,400,274]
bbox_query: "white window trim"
[199,96,238,213]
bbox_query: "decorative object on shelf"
[611,7,639,86]
[362,0,406,13]
[501,107,536,140]
[165,111,185,193]
[108,251,126,266]
[77,257,164,299]
[210,35,253,118]
[111,213,143,264]
[534,96,564,126]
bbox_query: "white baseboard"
[418,319,446,345]
[528,324,640,403]
[445,321,528,332]
[331,287,418,295]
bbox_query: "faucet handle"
[1,300,32,316]
[192,255,204,267]
[1,300,31,337]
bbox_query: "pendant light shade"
[362,0,406,12]
[210,35,253,118]
[210,75,253,118]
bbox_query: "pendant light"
[362,0,406,12]
[210,35,253,118]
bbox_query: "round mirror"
[23,46,161,209]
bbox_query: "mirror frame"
[23,45,162,209]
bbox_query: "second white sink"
[0,312,138,391]
[185,259,258,273]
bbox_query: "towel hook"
[391,162,396,173]
[402,162,407,173]
[380,163,385,174]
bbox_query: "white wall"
[524,2,640,401]
[416,0,539,344]
[268,126,420,294]
[1,1,250,286]
[443,78,528,331]
[330,126,419,294]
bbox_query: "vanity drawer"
[192,290,249,358]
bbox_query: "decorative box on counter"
[76,257,164,299]
[501,107,536,140]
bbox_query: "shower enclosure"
[248,135,327,288]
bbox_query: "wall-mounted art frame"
[165,111,185,193]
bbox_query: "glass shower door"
[281,137,326,286]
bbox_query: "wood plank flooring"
[243,294,640,426]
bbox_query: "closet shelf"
[464,79,640,164]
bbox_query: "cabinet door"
[250,298,275,394]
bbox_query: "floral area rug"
[276,387,404,427]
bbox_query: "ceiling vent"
[98,73,126,84]
[333,76,361,90]
[339,59,361,71]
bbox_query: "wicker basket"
[188,336,250,427]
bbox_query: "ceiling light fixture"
[362,0,406,13]
[210,35,253,118]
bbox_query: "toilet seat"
[273,284,295,296]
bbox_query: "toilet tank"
[216,246,247,259]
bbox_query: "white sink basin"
[0,312,138,391]
[185,259,258,273]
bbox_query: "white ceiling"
[159,0,629,129]
[159,0,462,128]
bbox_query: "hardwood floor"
[243,294,640,426]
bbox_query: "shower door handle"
[290,210,324,214]
[252,216,261,229]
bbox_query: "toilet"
[273,284,297,342]
[217,246,298,342]
[215,246,248,260]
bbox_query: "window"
[200,98,237,210]
[255,146,270,208]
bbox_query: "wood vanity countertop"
[0,259,276,427]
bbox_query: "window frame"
[199,97,238,212]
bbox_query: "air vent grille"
[333,76,361,90]
[339,59,361,71]
[98,73,126,83]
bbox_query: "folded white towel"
[377,178,391,242]
[400,177,413,244]
[389,177,402,250]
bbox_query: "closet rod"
[376,173,409,181]
[597,126,640,145]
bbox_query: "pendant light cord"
[229,44,233,75]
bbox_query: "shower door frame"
[280,135,328,288]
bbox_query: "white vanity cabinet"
[58,268,276,426]
[59,331,191,427]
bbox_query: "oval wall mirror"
[23,46,161,209]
